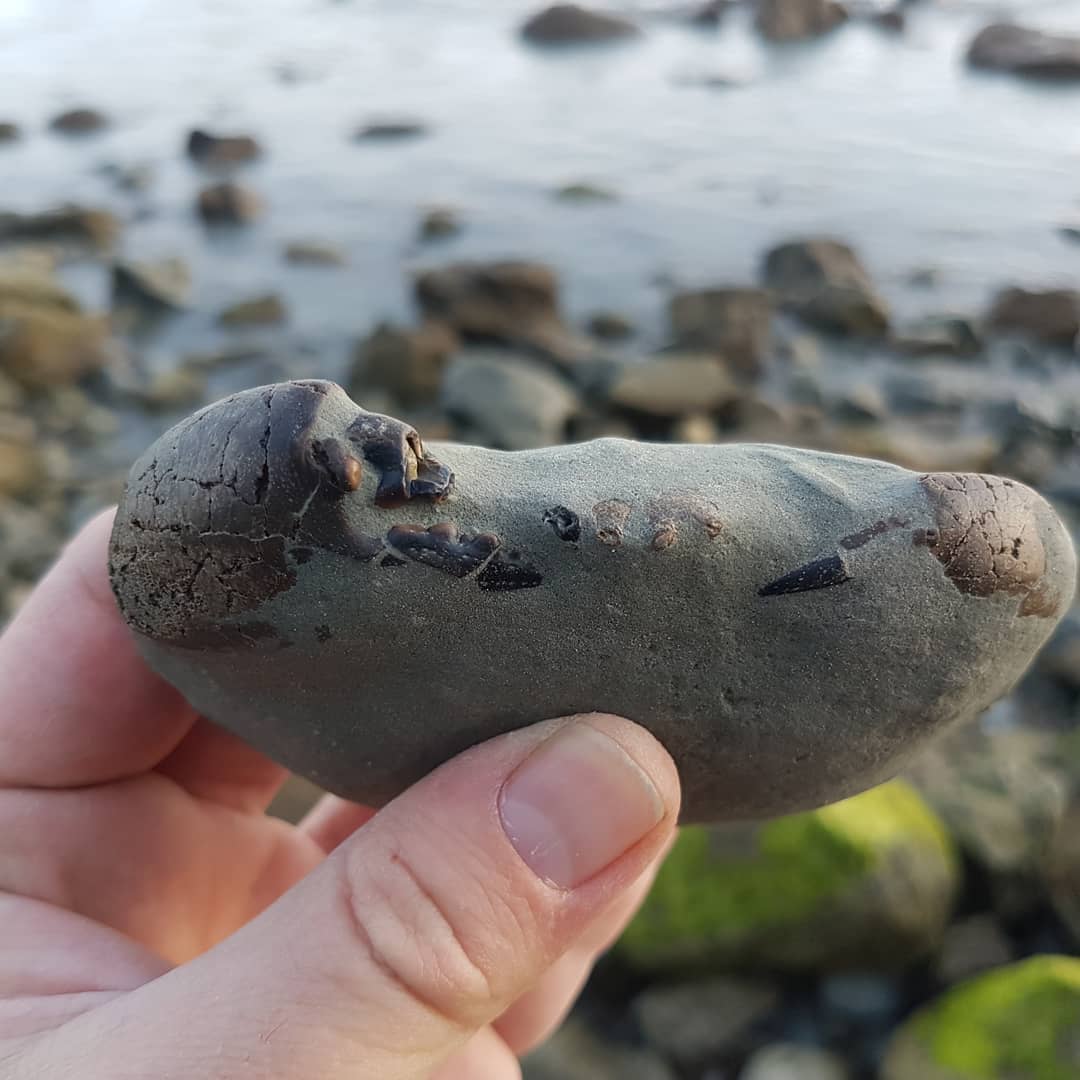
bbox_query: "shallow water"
[3,0,1079,332]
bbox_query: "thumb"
[50,713,680,1080]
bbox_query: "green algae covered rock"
[620,781,958,973]
[882,955,1080,1080]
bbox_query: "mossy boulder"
[620,781,958,973]
[882,956,1080,1079]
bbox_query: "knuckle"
[335,839,529,1032]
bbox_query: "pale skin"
[0,509,681,1079]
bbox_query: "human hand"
[0,510,680,1079]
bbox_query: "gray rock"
[606,355,741,418]
[414,260,586,363]
[986,287,1080,348]
[634,976,778,1067]
[756,0,848,43]
[0,122,21,143]
[349,321,458,405]
[523,1018,675,1080]
[441,351,580,449]
[587,311,636,341]
[820,973,901,1024]
[763,239,889,337]
[418,206,462,241]
[968,23,1080,80]
[669,287,773,376]
[49,107,108,134]
[352,118,427,141]
[196,182,263,225]
[906,722,1068,916]
[0,205,118,250]
[521,4,641,45]
[935,915,1013,984]
[283,240,346,267]
[186,128,261,166]
[218,294,286,328]
[112,258,191,313]
[740,1043,850,1080]
[109,381,1077,823]
[892,315,981,359]
[554,181,618,203]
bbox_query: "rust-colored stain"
[917,472,1059,617]
[840,515,909,551]
[646,491,724,551]
[594,499,633,547]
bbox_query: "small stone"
[283,240,346,267]
[523,1017,675,1080]
[0,306,111,389]
[218,294,286,328]
[756,0,848,43]
[112,258,191,313]
[892,315,982,359]
[418,207,462,241]
[348,321,458,405]
[441,351,580,450]
[820,973,902,1025]
[554,181,618,203]
[414,260,583,362]
[873,9,905,33]
[967,23,1080,80]
[49,107,108,135]
[832,383,887,424]
[669,287,773,376]
[0,205,118,250]
[196,182,263,225]
[0,122,21,143]
[763,238,888,337]
[882,957,1080,1079]
[607,355,740,418]
[935,915,1014,984]
[906,266,941,289]
[0,415,43,498]
[97,161,155,193]
[986,287,1080,348]
[633,976,778,1068]
[352,119,427,141]
[671,413,721,444]
[587,311,635,341]
[186,129,262,167]
[740,1043,850,1080]
[521,4,641,45]
[127,367,207,413]
[688,1,733,28]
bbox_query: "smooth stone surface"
[108,380,1077,823]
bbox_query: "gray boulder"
[763,239,889,337]
[522,4,641,45]
[669,287,773,376]
[756,0,848,43]
[441,351,580,449]
[968,23,1080,80]
[986,287,1080,348]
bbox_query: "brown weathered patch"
[759,553,851,597]
[917,472,1053,616]
[646,491,724,551]
[594,499,633,547]
[386,523,500,578]
[840,515,910,551]
[543,505,581,542]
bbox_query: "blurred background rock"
[1,1,1079,1075]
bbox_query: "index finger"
[0,509,198,788]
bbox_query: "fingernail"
[499,721,665,890]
